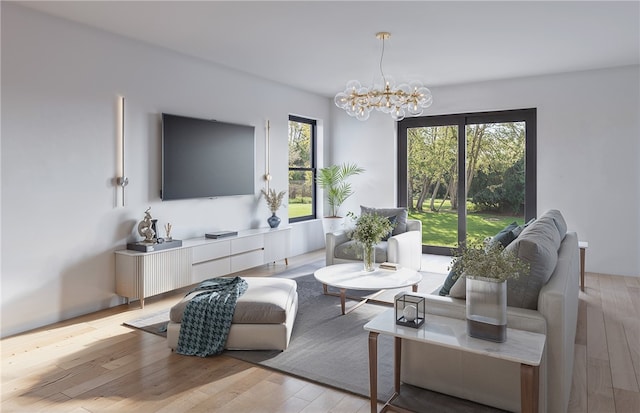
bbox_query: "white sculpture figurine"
[137,207,155,243]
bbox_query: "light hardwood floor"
[1,250,638,413]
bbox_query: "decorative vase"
[267,213,281,228]
[151,219,158,241]
[363,244,375,272]
[466,276,507,342]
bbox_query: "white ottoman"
[167,277,298,351]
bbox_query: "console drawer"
[231,249,265,273]
[192,257,231,282]
[231,235,264,255]
[192,241,230,264]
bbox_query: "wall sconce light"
[263,119,272,188]
[116,96,129,206]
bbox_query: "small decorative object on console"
[205,231,238,239]
[126,239,182,252]
[137,206,156,243]
[164,222,173,241]
[395,293,425,328]
[128,208,182,252]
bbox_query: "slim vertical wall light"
[116,96,129,206]
[263,119,272,191]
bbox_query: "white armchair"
[325,219,423,271]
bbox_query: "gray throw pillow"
[487,222,519,249]
[541,209,567,239]
[439,260,461,296]
[505,216,561,309]
[361,206,408,235]
[449,275,466,298]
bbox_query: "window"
[398,109,536,254]
[288,115,316,222]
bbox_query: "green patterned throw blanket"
[177,276,248,357]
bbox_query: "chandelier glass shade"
[334,32,432,121]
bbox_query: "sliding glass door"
[397,109,536,255]
[405,123,460,249]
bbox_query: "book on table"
[380,262,399,271]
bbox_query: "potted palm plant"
[316,162,364,233]
[451,243,530,342]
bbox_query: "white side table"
[364,309,546,413]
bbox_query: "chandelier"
[334,32,432,121]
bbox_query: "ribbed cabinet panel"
[141,248,192,297]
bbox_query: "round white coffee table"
[314,263,422,315]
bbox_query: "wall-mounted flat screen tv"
[161,113,255,200]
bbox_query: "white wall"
[331,66,640,278]
[1,4,327,337]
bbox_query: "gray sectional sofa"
[401,209,580,412]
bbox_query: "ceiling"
[17,1,640,98]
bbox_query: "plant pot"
[466,276,507,342]
[322,217,344,234]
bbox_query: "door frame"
[397,108,537,255]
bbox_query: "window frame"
[288,115,317,223]
[397,108,537,255]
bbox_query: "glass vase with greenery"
[348,212,395,271]
[450,242,530,342]
[450,243,530,282]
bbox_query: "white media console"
[115,226,291,307]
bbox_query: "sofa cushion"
[510,224,524,239]
[439,260,461,296]
[442,221,519,297]
[510,217,535,241]
[334,239,388,263]
[543,209,567,239]
[361,206,407,235]
[170,277,297,324]
[449,274,466,298]
[487,222,519,249]
[505,215,561,309]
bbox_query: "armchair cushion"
[361,206,407,235]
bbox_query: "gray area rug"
[124,261,504,411]
[230,271,398,400]
[124,309,170,337]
